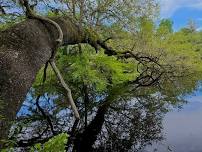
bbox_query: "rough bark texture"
[0,17,85,147]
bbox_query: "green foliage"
[32,16,202,106]
[30,133,68,152]
[33,43,139,95]
[0,16,24,31]
[157,19,173,34]
[58,45,139,92]
[33,65,58,95]
[1,148,15,152]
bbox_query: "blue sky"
[160,0,202,31]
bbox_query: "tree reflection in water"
[73,92,183,152]
[94,96,165,152]
[10,86,186,152]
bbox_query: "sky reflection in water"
[144,86,202,152]
[16,86,202,151]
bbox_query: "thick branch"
[0,16,84,146]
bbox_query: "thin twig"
[36,95,56,135]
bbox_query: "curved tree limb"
[21,0,80,121]
[20,0,63,45]
[49,61,80,120]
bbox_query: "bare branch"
[36,95,56,135]
[49,61,80,120]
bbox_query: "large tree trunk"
[0,17,85,147]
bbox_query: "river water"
[144,86,202,152]
[15,86,202,151]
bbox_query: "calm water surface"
[16,87,202,151]
[144,87,202,152]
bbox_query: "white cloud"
[190,2,202,9]
[160,0,202,18]
[196,26,202,31]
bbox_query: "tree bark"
[0,17,86,147]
